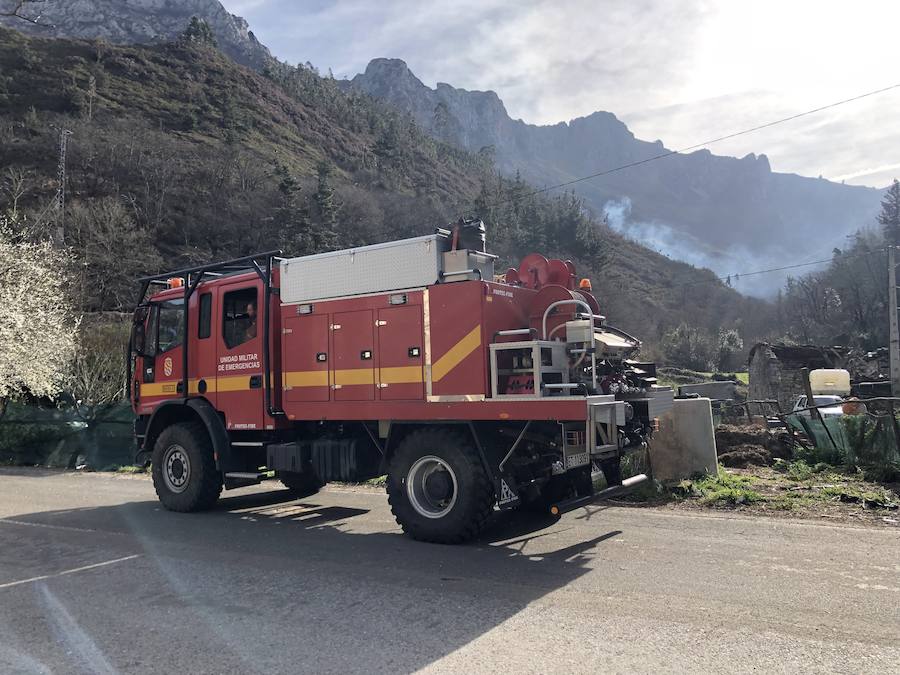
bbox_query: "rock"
[0,0,272,70]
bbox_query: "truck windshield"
[158,298,185,353]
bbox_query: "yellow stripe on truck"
[283,370,328,388]
[378,365,423,384]
[141,374,252,397]
[142,326,481,395]
[334,368,375,386]
[431,325,481,382]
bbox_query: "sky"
[221,0,900,189]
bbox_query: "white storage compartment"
[809,369,850,396]
[280,235,447,303]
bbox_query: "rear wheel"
[151,422,222,512]
[280,469,323,498]
[387,428,494,544]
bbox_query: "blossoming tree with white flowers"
[0,217,78,419]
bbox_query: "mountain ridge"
[347,58,884,293]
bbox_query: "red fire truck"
[129,220,672,543]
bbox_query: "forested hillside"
[0,26,774,353]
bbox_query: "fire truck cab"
[129,221,672,543]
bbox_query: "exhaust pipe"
[549,473,649,516]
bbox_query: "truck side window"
[223,288,258,349]
[198,293,212,339]
[158,299,185,353]
[145,304,160,355]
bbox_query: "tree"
[715,327,744,372]
[0,216,78,419]
[1,166,28,219]
[273,163,313,256]
[181,16,217,48]
[313,160,338,251]
[779,229,887,349]
[66,197,162,311]
[661,323,714,371]
[69,316,127,427]
[879,179,900,245]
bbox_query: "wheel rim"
[406,455,458,519]
[163,444,191,494]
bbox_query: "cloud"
[218,0,899,188]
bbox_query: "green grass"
[676,469,762,506]
[114,465,147,474]
[773,458,838,482]
[365,475,387,488]
[818,484,898,508]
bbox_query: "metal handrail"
[541,299,597,391]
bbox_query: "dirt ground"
[658,465,900,528]
[629,421,900,528]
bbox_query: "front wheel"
[151,422,222,512]
[387,428,494,544]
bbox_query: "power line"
[487,82,900,208]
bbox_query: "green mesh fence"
[786,413,900,468]
[0,403,135,470]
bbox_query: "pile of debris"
[715,423,792,468]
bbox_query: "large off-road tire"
[387,428,495,544]
[280,470,323,498]
[151,422,222,512]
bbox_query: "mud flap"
[495,476,521,510]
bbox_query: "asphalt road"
[0,468,897,674]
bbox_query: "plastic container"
[809,369,850,396]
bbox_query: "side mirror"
[131,305,152,357]
[133,323,147,355]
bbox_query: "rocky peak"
[0,0,272,69]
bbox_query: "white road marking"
[0,554,141,590]
[0,517,115,535]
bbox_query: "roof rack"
[137,250,283,286]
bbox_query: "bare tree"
[2,167,28,219]
[69,316,128,425]
[66,197,162,310]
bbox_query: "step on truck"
[129,219,673,543]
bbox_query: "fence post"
[889,400,900,460]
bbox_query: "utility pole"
[52,126,72,245]
[889,246,900,396]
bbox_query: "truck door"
[376,305,424,400]
[194,290,217,408]
[331,310,375,401]
[156,297,184,397]
[137,297,185,410]
[216,281,265,431]
[283,313,330,403]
